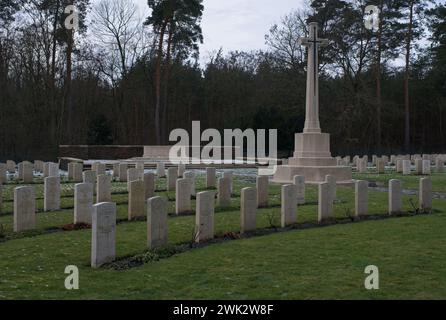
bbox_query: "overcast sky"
[133,0,304,60]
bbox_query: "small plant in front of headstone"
[408,198,420,215]
[266,211,279,230]
[340,202,355,221]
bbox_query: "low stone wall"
[59,145,144,160]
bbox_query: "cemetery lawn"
[1,172,446,299]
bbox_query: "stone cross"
[298,22,328,134]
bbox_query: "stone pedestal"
[273,133,352,184]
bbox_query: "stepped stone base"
[272,132,353,185]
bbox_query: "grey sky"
[133,0,304,59]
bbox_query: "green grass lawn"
[0,171,445,300]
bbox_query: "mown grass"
[0,170,445,299]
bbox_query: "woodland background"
[0,0,445,161]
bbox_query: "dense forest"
[0,0,445,161]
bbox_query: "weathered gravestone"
[415,159,423,175]
[293,175,306,205]
[97,174,112,203]
[48,162,59,177]
[178,164,186,178]
[176,178,192,215]
[144,172,155,200]
[119,163,128,182]
[68,163,74,180]
[83,170,97,185]
[22,162,33,183]
[355,180,368,217]
[195,191,215,243]
[325,175,337,204]
[223,172,233,194]
[72,163,83,182]
[281,184,297,227]
[14,186,36,232]
[377,159,385,174]
[217,177,231,208]
[167,167,178,191]
[402,160,411,175]
[157,162,166,178]
[91,202,116,268]
[206,167,216,188]
[436,158,444,173]
[318,182,333,223]
[256,176,269,208]
[422,160,431,175]
[183,171,196,196]
[74,183,94,224]
[147,196,168,249]
[128,180,145,220]
[44,176,60,211]
[241,187,257,233]
[127,168,143,191]
[389,179,402,215]
[112,163,120,178]
[6,160,15,173]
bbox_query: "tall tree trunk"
[154,19,168,145]
[162,24,174,144]
[404,1,414,152]
[61,28,73,144]
[376,0,383,153]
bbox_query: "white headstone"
[422,160,431,175]
[119,163,128,182]
[6,160,15,172]
[167,167,178,192]
[183,171,196,196]
[176,178,192,215]
[217,177,231,208]
[147,196,168,249]
[83,170,97,185]
[223,172,233,194]
[195,191,215,242]
[97,174,112,203]
[318,182,333,222]
[206,167,216,188]
[112,163,120,178]
[325,175,337,204]
[127,168,143,191]
[44,176,60,211]
[144,172,156,200]
[72,163,83,182]
[281,184,297,227]
[241,187,257,233]
[293,175,305,205]
[436,158,444,173]
[178,164,186,178]
[74,183,94,224]
[402,160,411,175]
[389,179,402,215]
[48,162,59,177]
[355,180,368,217]
[91,202,116,268]
[256,176,269,208]
[157,162,166,178]
[14,186,36,232]
[128,179,145,220]
[22,162,33,183]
